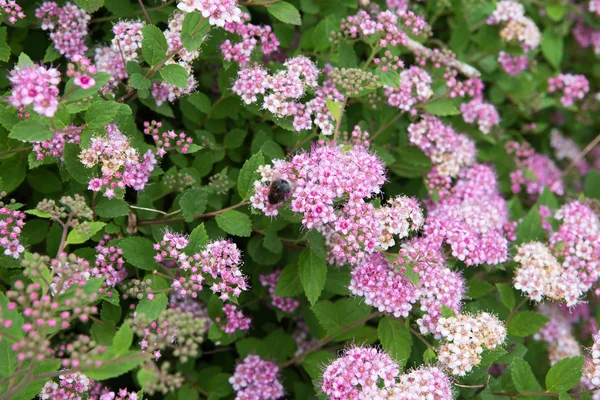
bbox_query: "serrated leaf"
[180,188,208,222]
[441,304,456,318]
[496,283,516,310]
[129,73,151,90]
[118,237,160,270]
[262,229,283,254]
[467,279,494,299]
[275,264,303,297]
[142,25,168,67]
[74,0,104,12]
[238,152,264,200]
[95,198,129,218]
[215,210,252,237]
[424,98,460,116]
[545,356,584,392]
[181,12,211,51]
[267,1,302,25]
[299,249,327,305]
[113,322,133,357]
[187,92,212,113]
[159,64,189,88]
[0,27,10,62]
[9,120,53,142]
[85,101,130,129]
[137,293,168,320]
[508,311,549,337]
[511,358,536,392]
[515,205,544,245]
[584,169,600,200]
[86,349,146,380]
[66,221,106,245]
[185,223,209,254]
[378,317,412,366]
[377,67,399,88]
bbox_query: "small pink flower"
[74,74,95,89]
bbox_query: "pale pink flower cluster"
[8,63,61,117]
[550,129,590,175]
[79,124,157,199]
[487,0,541,52]
[229,355,284,400]
[497,51,528,75]
[408,116,476,178]
[143,120,194,156]
[36,2,90,60]
[222,12,280,66]
[437,312,506,376]
[153,231,249,301]
[584,330,600,387]
[111,20,145,62]
[425,164,514,266]
[259,270,299,313]
[550,201,600,295]
[177,0,241,27]
[94,46,128,90]
[548,74,590,107]
[573,16,600,55]
[535,303,582,365]
[514,241,582,306]
[591,0,600,15]
[97,388,139,400]
[341,10,413,48]
[251,141,423,265]
[398,237,466,336]
[50,253,91,295]
[386,0,408,11]
[0,206,25,259]
[40,372,91,400]
[459,98,501,134]
[33,125,82,161]
[506,141,565,197]
[92,235,127,287]
[218,304,251,334]
[67,54,97,90]
[322,346,453,399]
[1,0,24,23]
[385,66,433,114]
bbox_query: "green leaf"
[306,230,327,260]
[187,92,212,113]
[142,25,168,67]
[64,143,94,184]
[113,322,133,357]
[313,17,334,51]
[66,221,106,245]
[311,298,371,336]
[299,248,327,305]
[378,317,412,366]
[267,1,302,25]
[130,73,151,90]
[86,349,146,380]
[467,279,494,299]
[9,120,53,142]
[325,99,343,120]
[0,340,16,394]
[441,304,456,318]
[224,129,248,149]
[511,358,537,392]
[508,311,549,337]
[542,28,563,69]
[423,98,460,116]
[584,169,600,200]
[545,356,585,392]
[238,152,264,200]
[74,0,104,12]
[302,351,334,380]
[215,210,252,237]
[160,64,189,88]
[137,293,168,320]
[515,205,544,244]
[181,12,211,51]
[338,40,357,68]
[423,348,436,363]
[95,198,129,218]
[185,223,209,254]
[546,4,566,21]
[496,283,516,310]
[85,101,131,129]
[262,229,283,254]
[0,27,10,62]
[275,264,303,297]
[180,188,208,222]
[377,67,400,88]
[118,237,161,270]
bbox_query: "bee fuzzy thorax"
[267,178,292,205]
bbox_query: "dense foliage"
[0,0,600,399]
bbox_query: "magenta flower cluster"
[0,0,24,24]
[229,355,284,400]
[35,2,90,60]
[548,73,590,107]
[487,0,541,52]
[497,51,528,75]
[0,206,25,259]
[8,63,61,117]
[40,372,91,400]
[33,125,82,161]
[153,231,249,301]
[143,120,194,156]
[222,12,280,65]
[259,270,300,313]
[218,304,251,334]
[459,98,501,134]
[92,235,127,288]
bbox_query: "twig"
[404,36,480,78]
[370,113,402,141]
[130,205,181,217]
[407,325,436,352]
[137,201,249,226]
[282,312,383,367]
[56,215,73,256]
[562,133,600,176]
[0,146,32,157]
[137,0,152,24]
[332,97,348,142]
[506,297,527,326]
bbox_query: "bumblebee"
[267,178,292,205]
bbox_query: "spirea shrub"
[1,0,600,399]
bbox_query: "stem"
[562,133,600,176]
[282,312,382,367]
[332,97,348,142]
[130,205,182,216]
[370,113,402,141]
[404,36,480,78]
[56,215,72,256]
[0,146,32,157]
[407,324,435,352]
[137,201,249,226]
[363,44,380,70]
[1,369,33,400]
[137,0,152,24]
[506,297,527,325]
[200,94,233,127]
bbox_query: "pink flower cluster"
[111,20,145,62]
[153,231,249,301]
[487,0,541,52]
[550,129,590,175]
[591,0,600,15]
[40,372,91,400]
[498,51,528,75]
[514,241,582,306]
[0,0,24,24]
[548,74,590,107]
[8,63,61,117]
[218,304,251,334]
[506,140,565,197]
[459,98,501,134]
[584,330,600,387]
[36,2,90,60]
[535,303,582,365]
[67,54,97,89]
[259,270,299,313]
[251,140,423,265]
[321,345,453,399]
[0,206,25,259]
[50,253,91,295]
[33,125,82,161]
[229,355,284,400]
[385,66,433,114]
[341,10,413,48]
[408,116,476,178]
[166,11,201,63]
[143,120,194,156]
[94,46,128,90]
[573,14,600,55]
[152,61,198,106]
[177,0,241,27]
[80,124,157,198]
[437,312,506,376]
[222,12,280,65]
[92,235,127,287]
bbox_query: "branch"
[0,146,32,157]
[137,201,249,226]
[404,36,481,78]
[137,0,152,24]
[562,133,600,176]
